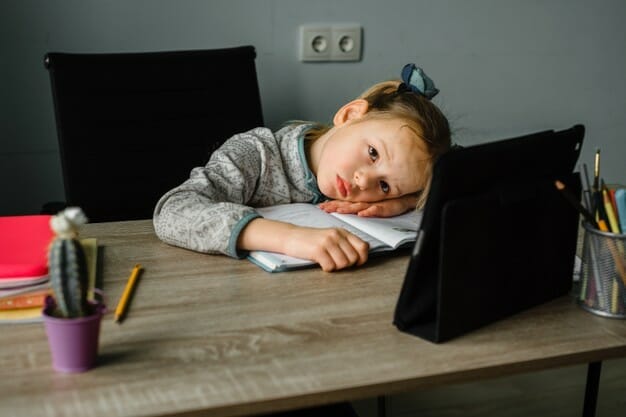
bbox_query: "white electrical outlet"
[299,25,332,61]
[331,24,362,61]
[299,24,362,62]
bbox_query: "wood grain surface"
[1,220,625,417]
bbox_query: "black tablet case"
[393,125,585,343]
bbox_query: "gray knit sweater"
[153,124,326,258]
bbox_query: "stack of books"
[0,215,54,323]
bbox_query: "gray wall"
[2,0,625,216]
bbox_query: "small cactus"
[48,208,90,318]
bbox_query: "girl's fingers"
[317,230,368,271]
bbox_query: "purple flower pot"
[42,297,105,373]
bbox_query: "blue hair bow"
[400,63,439,100]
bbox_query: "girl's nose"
[354,169,372,190]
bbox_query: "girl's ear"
[332,99,369,126]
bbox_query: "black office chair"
[43,46,264,222]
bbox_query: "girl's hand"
[283,226,369,272]
[238,218,369,272]
[319,194,417,218]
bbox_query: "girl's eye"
[379,180,390,194]
[368,145,379,162]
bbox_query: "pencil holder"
[579,222,626,318]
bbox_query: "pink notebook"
[0,215,53,287]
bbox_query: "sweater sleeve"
[152,128,276,258]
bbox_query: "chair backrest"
[45,46,264,222]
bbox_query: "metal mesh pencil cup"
[579,222,626,318]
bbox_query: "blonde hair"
[303,79,451,209]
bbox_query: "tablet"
[394,125,585,342]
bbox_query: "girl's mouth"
[336,175,349,198]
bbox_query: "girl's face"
[311,116,430,203]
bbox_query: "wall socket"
[299,24,362,62]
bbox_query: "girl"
[153,64,451,271]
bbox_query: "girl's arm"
[237,217,369,272]
[319,194,418,217]
[154,128,282,257]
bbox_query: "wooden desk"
[1,220,625,417]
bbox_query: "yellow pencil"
[114,264,143,323]
[611,280,619,314]
[602,188,621,234]
[593,148,600,191]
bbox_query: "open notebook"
[248,203,422,272]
